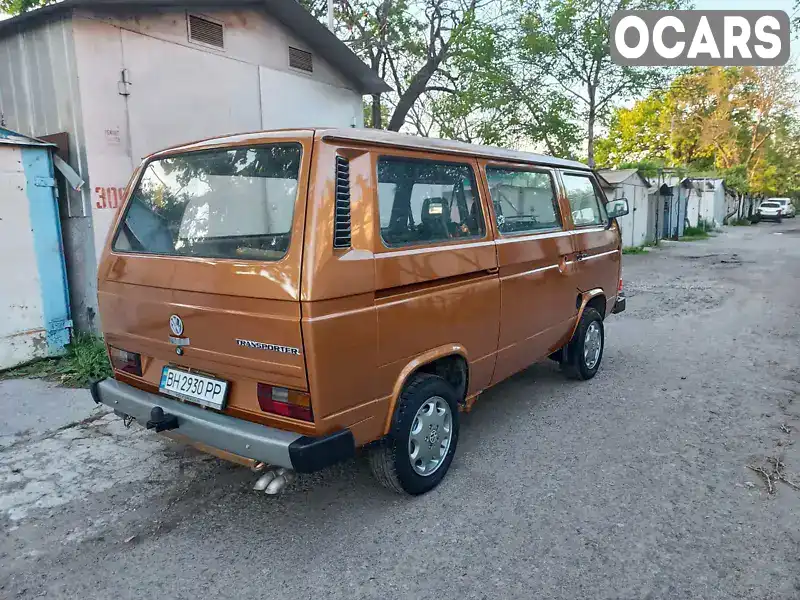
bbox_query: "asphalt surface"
[1,221,799,599]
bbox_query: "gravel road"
[1,221,799,599]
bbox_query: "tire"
[369,373,460,495]
[561,307,605,381]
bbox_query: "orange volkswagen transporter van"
[93,128,629,495]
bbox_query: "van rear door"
[97,131,313,421]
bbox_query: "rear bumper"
[91,379,354,473]
[612,294,626,314]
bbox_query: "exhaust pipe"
[265,468,295,495]
[253,467,295,494]
[253,469,277,491]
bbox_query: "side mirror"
[606,198,629,219]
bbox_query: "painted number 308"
[95,186,126,209]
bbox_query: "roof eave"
[263,0,391,94]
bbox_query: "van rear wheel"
[369,373,460,495]
[562,307,604,381]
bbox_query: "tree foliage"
[421,6,579,151]
[0,0,50,14]
[518,0,685,166]
[301,0,586,150]
[596,66,800,197]
[318,0,484,131]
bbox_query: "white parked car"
[769,198,796,218]
[757,201,785,222]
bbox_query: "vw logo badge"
[169,315,184,336]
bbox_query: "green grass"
[681,224,711,240]
[622,246,648,255]
[0,334,112,388]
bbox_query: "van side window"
[561,173,606,227]
[377,157,485,247]
[485,167,561,235]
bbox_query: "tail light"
[108,346,142,376]
[618,277,623,294]
[257,384,313,421]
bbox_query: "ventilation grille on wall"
[333,156,351,249]
[289,47,313,72]
[188,14,224,48]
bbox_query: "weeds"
[729,217,751,226]
[623,246,648,255]
[681,225,710,240]
[682,217,716,239]
[0,334,111,388]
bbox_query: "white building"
[598,168,658,248]
[0,0,388,331]
[684,178,738,228]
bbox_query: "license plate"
[159,367,228,410]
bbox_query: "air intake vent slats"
[289,47,313,72]
[188,15,224,48]
[333,156,351,249]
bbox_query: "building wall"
[0,17,98,332]
[605,179,654,248]
[259,66,362,129]
[685,180,736,228]
[645,191,659,242]
[89,8,354,91]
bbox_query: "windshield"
[761,202,779,208]
[113,144,302,261]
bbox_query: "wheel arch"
[383,345,469,435]
[566,288,607,342]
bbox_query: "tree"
[594,92,672,166]
[302,0,582,150]
[596,66,800,199]
[327,0,484,131]
[518,0,684,166]
[0,0,50,13]
[423,10,576,150]
[417,14,518,144]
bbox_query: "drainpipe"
[655,169,661,245]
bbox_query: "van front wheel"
[369,374,460,495]
[562,307,604,381]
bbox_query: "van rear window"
[113,144,302,261]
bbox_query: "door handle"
[486,267,499,275]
